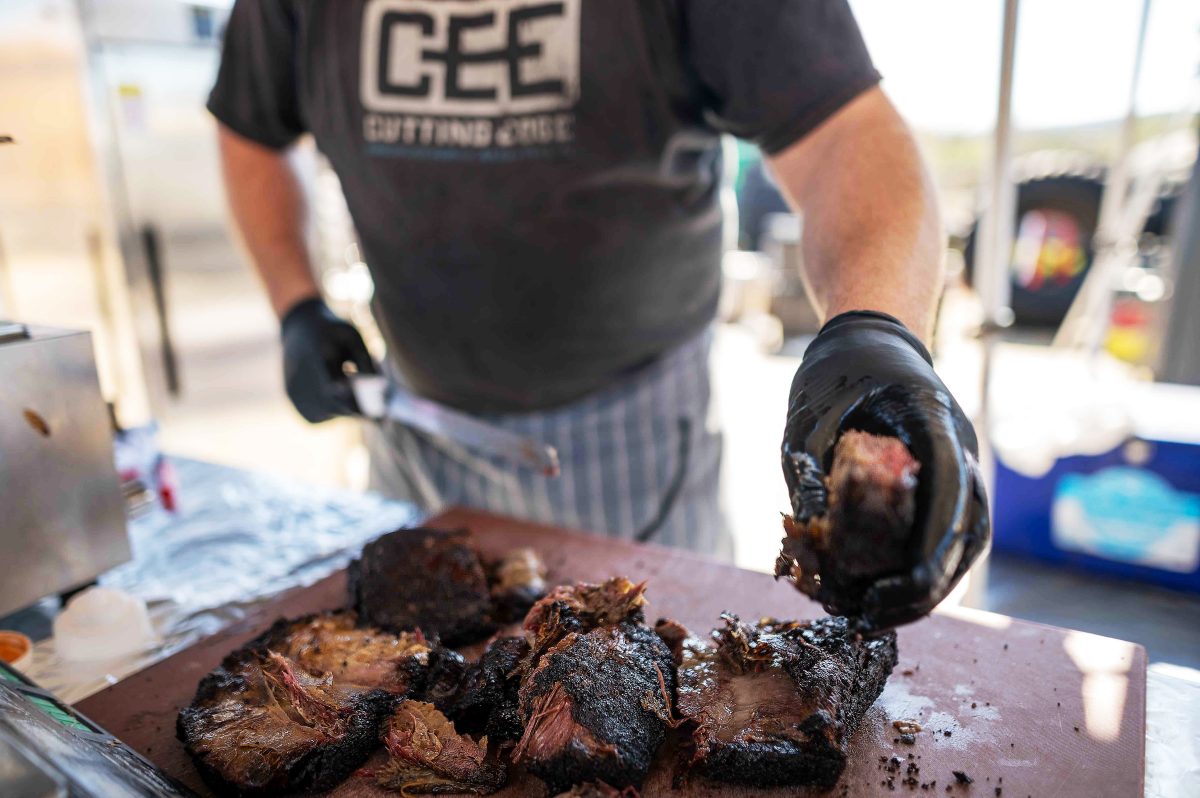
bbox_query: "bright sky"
[850,0,1200,133]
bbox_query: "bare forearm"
[217,124,320,318]
[768,88,942,340]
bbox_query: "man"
[210,1,987,622]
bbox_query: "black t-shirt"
[209,0,879,413]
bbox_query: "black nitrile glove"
[280,297,377,423]
[779,310,989,632]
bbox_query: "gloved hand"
[280,297,377,423]
[779,310,989,631]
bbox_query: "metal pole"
[966,0,1020,610]
[1054,0,1154,350]
[976,0,1020,332]
[1157,135,1200,384]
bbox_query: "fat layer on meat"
[674,613,898,789]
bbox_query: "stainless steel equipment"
[0,323,129,617]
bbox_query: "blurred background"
[1,0,1198,671]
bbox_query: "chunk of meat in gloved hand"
[780,310,990,632]
[777,430,921,623]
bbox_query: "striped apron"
[364,329,732,559]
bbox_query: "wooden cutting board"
[77,509,1146,797]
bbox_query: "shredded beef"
[375,700,505,795]
[521,576,648,667]
[249,611,432,695]
[177,649,393,796]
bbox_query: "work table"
[6,459,1194,796]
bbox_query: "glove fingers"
[335,324,378,376]
[286,381,334,424]
[327,379,361,416]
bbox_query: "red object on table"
[76,509,1146,797]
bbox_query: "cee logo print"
[360,0,581,158]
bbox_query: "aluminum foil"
[24,459,421,704]
[1146,663,1200,798]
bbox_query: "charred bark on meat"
[349,528,496,646]
[674,613,897,789]
[445,636,529,743]
[513,578,674,793]
[423,646,470,713]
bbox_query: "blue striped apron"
[364,329,732,558]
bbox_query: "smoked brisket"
[349,528,496,646]
[512,578,674,793]
[248,611,432,695]
[374,700,505,795]
[674,613,898,789]
[444,636,530,743]
[777,430,921,617]
[178,649,392,796]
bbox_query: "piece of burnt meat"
[675,613,897,790]
[777,430,920,617]
[178,650,393,796]
[349,528,496,646]
[521,576,648,667]
[488,547,548,623]
[513,622,675,793]
[423,646,470,713]
[248,611,433,695]
[375,700,505,795]
[446,636,529,743]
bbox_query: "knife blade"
[350,374,560,477]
